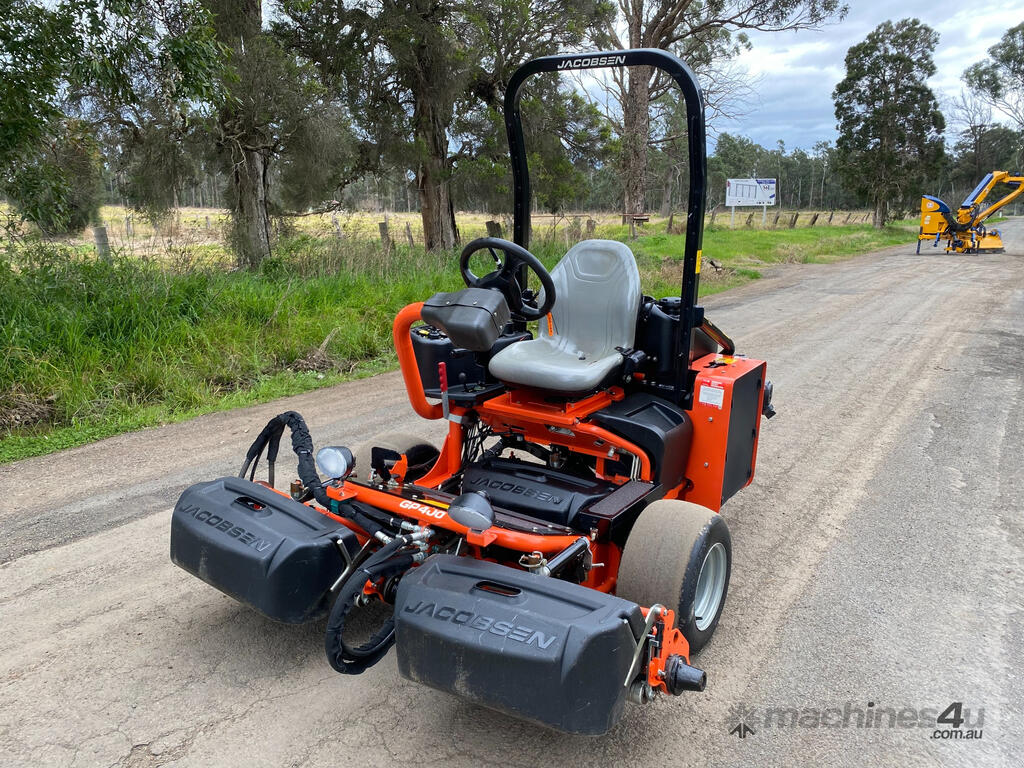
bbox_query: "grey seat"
[488,239,642,394]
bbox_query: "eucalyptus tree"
[276,0,611,250]
[833,19,945,228]
[964,23,1024,132]
[0,0,220,233]
[597,0,846,216]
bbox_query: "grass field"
[0,210,915,463]
[74,205,877,257]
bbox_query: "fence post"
[332,215,344,239]
[125,216,133,237]
[568,217,582,242]
[844,211,853,224]
[709,207,718,227]
[629,217,637,240]
[827,210,835,224]
[772,211,781,229]
[405,221,415,247]
[205,215,211,230]
[789,213,799,229]
[379,221,392,253]
[809,213,819,227]
[92,226,111,261]
[485,220,503,238]
[585,218,596,237]
[745,211,754,228]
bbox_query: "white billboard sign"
[726,178,777,207]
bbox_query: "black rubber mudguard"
[394,555,646,735]
[170,477,359,623]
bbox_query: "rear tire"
[352,432,440,483]
[616,500,732,655]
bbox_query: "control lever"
[615,347,648,378]
[437,362,462,424]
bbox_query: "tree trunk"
[872,197,888,229]
[232,147,272,268]
[658,165,674,218]
[622,65,651,216]
[210,0,272,268]
[414,99,459,251]
[417,156,458,251]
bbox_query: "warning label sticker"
[698,384,725,409]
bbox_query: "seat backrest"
[541,239,641,355]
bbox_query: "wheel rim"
[693,542,727,631]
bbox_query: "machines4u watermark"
[727,701,984,740]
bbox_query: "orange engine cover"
[682,354,767,511]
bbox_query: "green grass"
[0,221,914,463]
[622,222,913,297]
[0,236,458,463]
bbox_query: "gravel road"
[2,222,1022,767]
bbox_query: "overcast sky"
[715,1,1024,151]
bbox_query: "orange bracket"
[642,606,691,693]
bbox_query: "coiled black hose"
[324,535,417,674]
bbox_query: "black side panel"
[574,480,661,545]
[590,393,693,489]
[170,477,358,623]
[462,457,617,529]
[394,555,645,735]
[722,367,762,504]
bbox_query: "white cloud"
[714,1,1024,150]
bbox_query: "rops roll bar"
[503,49,707,401]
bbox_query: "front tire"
[616,500,732,655]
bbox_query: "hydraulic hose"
[240,410,327,503]
[240,411,390,538]
[241,413,423,673]
[324,535,419,674]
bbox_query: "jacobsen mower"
[171,49,775,735]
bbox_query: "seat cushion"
[488,240,641,394]
[488,337,623,393]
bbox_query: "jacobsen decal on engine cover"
[403,601,558,649]
[465,476,565,505]
[176,504,273,552]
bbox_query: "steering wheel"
[459,237,556,321]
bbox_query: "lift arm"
[971,172,1024,225]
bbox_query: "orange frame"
[312,302,766,598]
